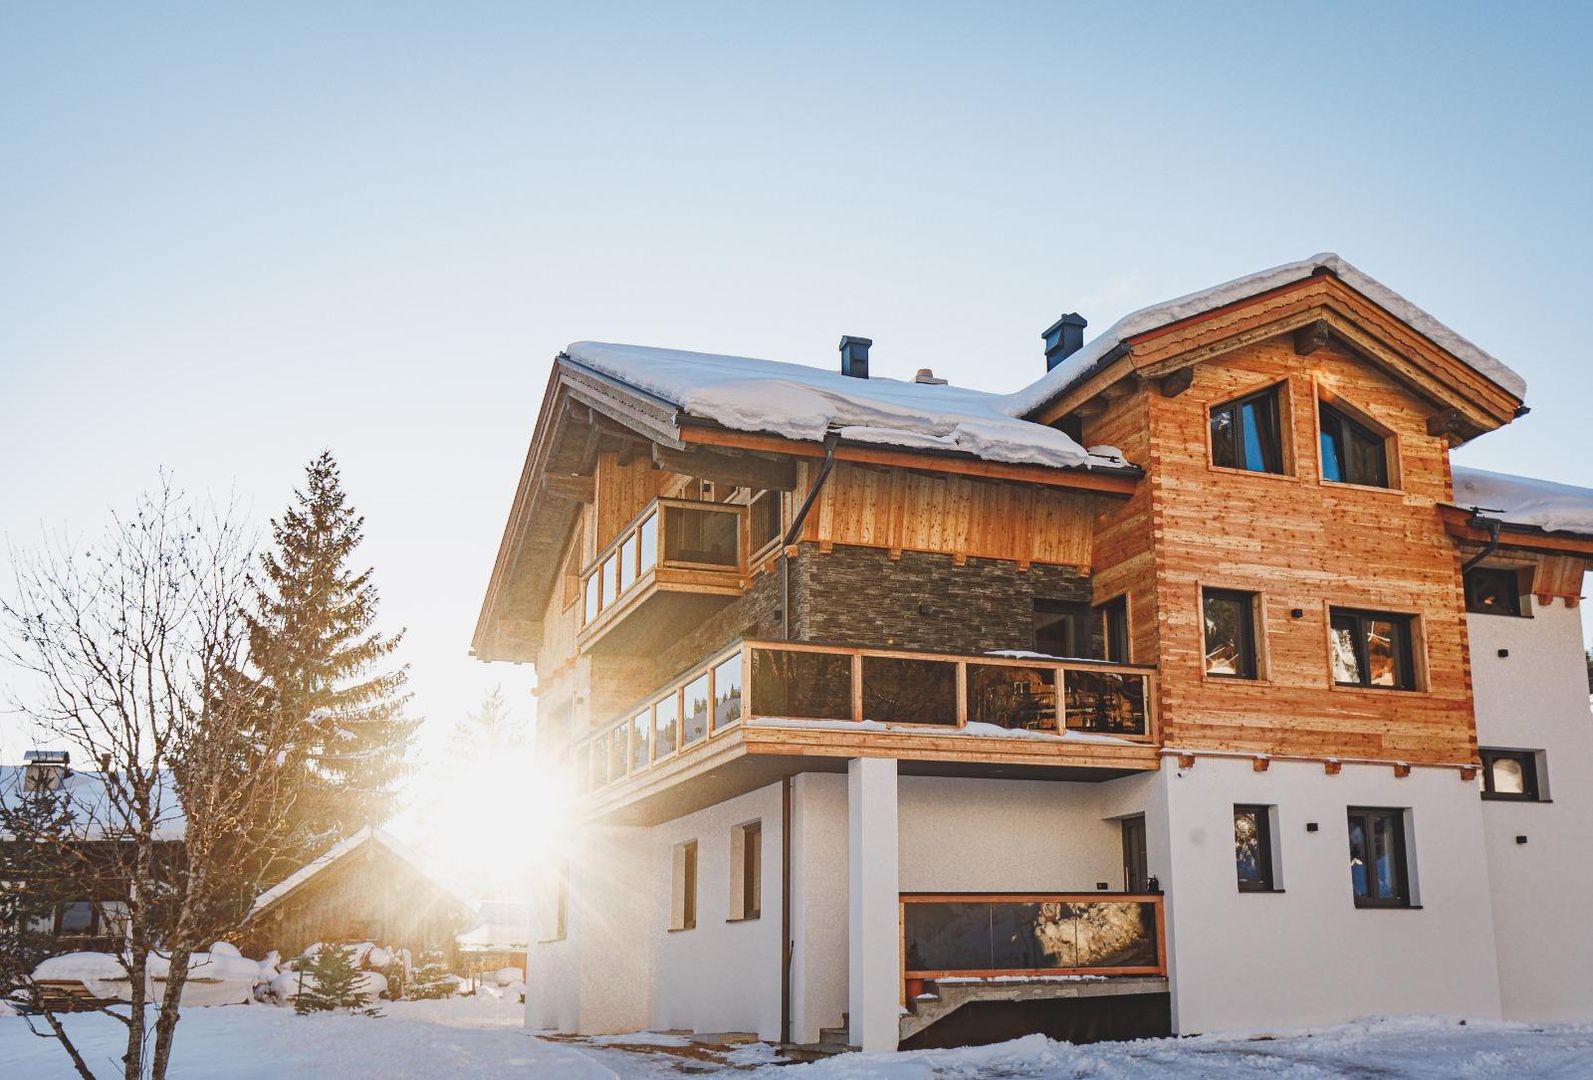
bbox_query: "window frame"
[1233,804,1277,893]
[1208,383,1288,476]
[1464,566,1527,617]
[1201,587,1261,680]
[670,839,699,932]
[1346,807,1412,909]
[54,900,100,938]
[1317,398,1393,489]
[1479,748,1543,802]
[1096,594,1131,664]
[729,820,762,922]
[1033,598,1094,660]
[1328,607,1419,691]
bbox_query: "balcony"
[574,640,1160,820]
[576,498,752,653]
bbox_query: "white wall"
[1469,597,1593,1021]
[1158,757,1502,1033]
[790,772,848,1043]
[649,782,784,1040]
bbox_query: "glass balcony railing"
[574,641,1157,794]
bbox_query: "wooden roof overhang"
[1028,270,1526,444]
[1438,504,1593,559]
[473,356,1144,663]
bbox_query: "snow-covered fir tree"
[404,949,455,1000]
[246,451,417,871]
[294,946,378,1016]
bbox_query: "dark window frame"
[1346,807,1412,909]
[1097,594,1131,664]
[1330,608,1418,691]
[1034,598,1094,659]
[1233,805,1276,892]
[1479,748,1542,801]
[54,900,100,938]
[1202,588,1259,680]
[1464,566,1526,617]
[740,821,762,920]
[1210,384,1286,475]
[1318,400,1391,488]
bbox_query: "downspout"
[1461,510,1504,574]
[781,434,840,640]
[780,775,793,1047]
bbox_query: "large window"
[1347,808,1411,908]
[1234,806,1276,892]
[1202,589,1258,679]
[1330,609,1416,690]
[1210,385,1284,474]
[1464,566,1525,616]
[1034,599,1093,658]
[1479,748,1542,801]
[1318,401,1389,487]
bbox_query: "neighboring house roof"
[1003,252,1528,419]
[244,825,479,927]
[0,764,185,842]
[1452,467,1593,538]
[456,899,532,952]
[563,341,1132,473]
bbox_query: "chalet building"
[474,254,1593,1051]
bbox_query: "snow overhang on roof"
[1003,253,1528,419]
[0,765,185,842]
[562,342,1134,473]
[1451,467,1593,538]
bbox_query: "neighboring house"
[237,826,477,964]
[473,253,1593,1052]
[0,752,185,957]
[456,899,531,975]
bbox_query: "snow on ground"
[5,1001,1593,1079]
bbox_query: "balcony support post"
[847,756,899,1052]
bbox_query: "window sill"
[725,914,762,923]
[1353,904,1421,911]
[1328,682,1426,696]
[1238,887,1285,894]
[1466,609,1532,619]
[1318,478,1405,497]
[1207,464,1299,483]
[1201,673,1270,687]
[1480,794,1550,803]
[535,936,567,945]
[667,925,697,934]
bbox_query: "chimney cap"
[1041,312,1087,339]
[23,750,69,765]
[1042,313,1089,370]
[838,335,873,350]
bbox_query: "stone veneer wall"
[790,543,1093,654]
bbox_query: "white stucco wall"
[790,772,848,1043]
[1158,756,1503,1034]
[649,782,784,1040]
[1469,596,1593,1021]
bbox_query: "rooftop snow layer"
[1452,467,1593,536]
[563,341,1130,472]
[1003,253,1527,417]
[0,765,184,841]
[246,825,477,924]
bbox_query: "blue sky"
[3,4,1590,782]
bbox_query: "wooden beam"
[1158,367,1195,398]
[1426,407,1487,445]
[1439,505,1593,557]
[540,474,596,503]
[1293,320,1331,355]
[651,444,799,491]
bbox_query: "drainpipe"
[1461,509,1504,574]
[780,775,793,1047]
[781,434,839,640]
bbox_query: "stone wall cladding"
[790,543,1092,654]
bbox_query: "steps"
[778,1013,857,1062]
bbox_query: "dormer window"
[1209,386,1284,474]
[1318,401,1390,488]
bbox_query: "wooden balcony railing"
[575,640,1158,793]
[579,498,748,638]
[901,892,1166,982]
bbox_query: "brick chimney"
[1042,313,1087,370]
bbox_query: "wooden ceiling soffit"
[652,443,800,491]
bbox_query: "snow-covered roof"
[1452,467,1593,536]
[0,764,185,842]
[457,899,531,951]
[1003,253,1527,418]
[563,342,1131,473]
[245,825,477,924]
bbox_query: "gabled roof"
[456,899,531,951]
[0,764,185,842]
[564,342,1131,472]
[1004,253,1527,419]
[244,825,477,926]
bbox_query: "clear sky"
[3,3,1591,821]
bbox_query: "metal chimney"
[838,336,872,379]
[1042,313,1087,370]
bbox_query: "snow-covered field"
[3,997,1592,1078]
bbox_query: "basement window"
[1210,385,1284,475]
[729,821,762,921]
[1330,609,1417,690]
[671,840,698,931]
[1478,748,1543,801]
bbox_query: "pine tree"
[293,946,378,1016]
[405,948,456,1000]
[0,778,76,998]
[449,686,526,761]
[247,451,418,869]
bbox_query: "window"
[1479,748,1542,801]
[1318,401,1389,487]
[1034,599,1093,658]
[1202,589,1258,679]
[671,840,698,931]
[1346,808,1411,908]
[1330,609,1416,690]
[55,901,97,936]
[749,490,782,554]
[1234,806,1276,892]
[1210,385,1284,474]
[1096,595,1130,663]
[538,862,569,943]
[1465,566,1525,616]
[730,821,762,921]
